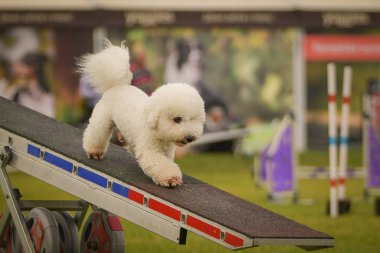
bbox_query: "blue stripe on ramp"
[78,167,108,188]
[44,152,73,173]
[27,144,40,158]
[112,182,129,198]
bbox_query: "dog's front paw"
[83,139,107,160]
[138,155,183,187]
[168,177,183,187]
[85,150,104,160]
[151,164,183,187]
[155,176,183,188]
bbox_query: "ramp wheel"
[0,214,21,253]
[53,211,80,253]
[80,210,125,253]
[26,207,60,253]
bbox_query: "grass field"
[1,150,379,253]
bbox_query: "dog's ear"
[144,101,160,129]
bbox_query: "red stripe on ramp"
[187,215,220,239]
[225,232,244,247]
[128,189,144,204]
[149,198,181,221]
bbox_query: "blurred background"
[1,1,380,252]
[1,0,379,151]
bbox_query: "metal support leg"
[0,208,11,240]
[75,201,90,229]
[0,146,35,253]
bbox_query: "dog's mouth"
[175,140,188,147]
[174,135,197,147]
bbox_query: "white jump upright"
[327,63,338,218]
[338,66,352,202]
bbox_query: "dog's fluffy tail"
[77,40,133,94]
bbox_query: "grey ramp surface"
[0,97,332,241]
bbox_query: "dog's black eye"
[173,117,182,124]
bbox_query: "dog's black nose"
[186,135,195,143]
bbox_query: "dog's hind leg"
[83,101,114,160]
[115,128,125,144]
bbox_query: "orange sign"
[304,35,380,61]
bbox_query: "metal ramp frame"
[0,97,334,252]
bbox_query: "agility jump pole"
[327,63,338,218]
[0,97,334,252]
[338,66,352,203]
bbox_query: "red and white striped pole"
[338,66,352,202]
[327,63,338,218]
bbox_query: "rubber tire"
[0,215,22,253]
[27,207,60,253]
[53,211,80,253]
[80,211,125,253]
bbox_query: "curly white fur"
[79,42,205,187]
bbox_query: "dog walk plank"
[0,97,334,250]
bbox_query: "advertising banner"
[304,35,380,61]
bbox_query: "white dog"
[78,42,205,187]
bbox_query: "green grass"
[1,152,379,253]
[298,149,363,168]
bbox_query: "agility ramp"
[0,97,334,251]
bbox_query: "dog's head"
[144,83,206,146]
